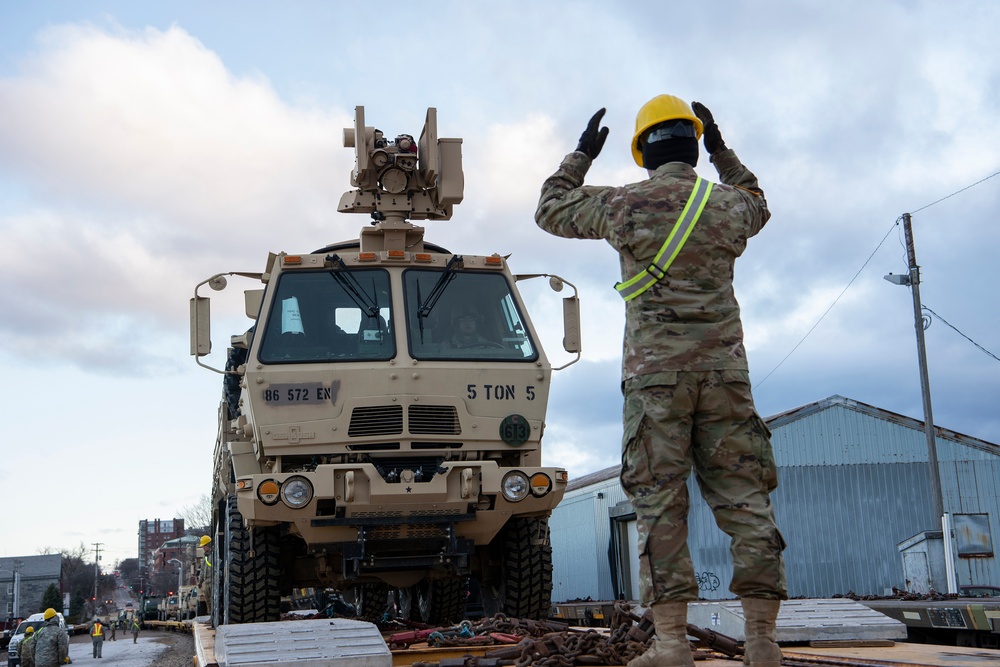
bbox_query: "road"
[69,629,192,667]
[112,582,134,611]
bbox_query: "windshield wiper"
[417,255,463,319]
[326,254,379,317]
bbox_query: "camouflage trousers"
[620,370,787,603]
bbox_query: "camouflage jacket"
[535,149,769,382]
[17,634,35,664]
[30,620,67,667]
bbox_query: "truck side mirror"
[562,296,581,354]
[190,297,211,357]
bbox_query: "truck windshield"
[258,269,395,363]
[403,269,537,361]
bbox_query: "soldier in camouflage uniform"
[18,626,36,667]
[535,96,786,667]
[30,609,68,667]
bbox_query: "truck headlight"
[280,476,313,508]
[529,473,552,497]
[257,479,280,505]
[501,472,529,502]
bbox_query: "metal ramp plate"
[215,618,391,667]
[687,598,907,643]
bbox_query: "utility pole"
[92,543,104,613]
[12,559,22,617]
[903,213,945,521]
[884,213,950,588]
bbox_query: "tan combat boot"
[628,602,694,667]
[741,598,783,667]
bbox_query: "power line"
[756,167,1000,386]
[923,305,1000,362]
[756,219,898,387]
[910,169,1000,215]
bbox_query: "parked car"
[7,612,66,667]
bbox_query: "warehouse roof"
[0,554,61,581]
[769,394,998,455]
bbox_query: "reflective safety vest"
[92,622,103,637]
[615,177,713,301]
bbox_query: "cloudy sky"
[1,1,998,566]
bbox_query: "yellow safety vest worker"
[92,622,103,636]
[615,177,714,301]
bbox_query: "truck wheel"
[223,495,281,623]
[482,517,553,620]
[418,578,467,625]
[354,582,389,618]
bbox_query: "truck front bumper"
[234,460,566,547]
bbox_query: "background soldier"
[18,626,36,667]
[534,96,786,667]
[30,609,68,667]
[198,535,212,616]
[90,619,103,658]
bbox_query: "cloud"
[0,23,358,372]
[0,23,347,231]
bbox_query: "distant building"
[151,535,202,584]
[0,554,62,618]
[549,395,1000,601]
[137,518,185,572]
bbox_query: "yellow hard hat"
[631,95,704,166]
[200,535,212,547]
[43,608,57,620]
[25,627,34,635]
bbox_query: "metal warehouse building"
[549,395,1000,602]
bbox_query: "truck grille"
[348,405,403,437]
[348,404,460,438]
[408,405,461,435]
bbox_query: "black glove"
[691,101,727,155]
[576,108,610,160]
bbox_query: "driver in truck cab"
[447,305,493,349]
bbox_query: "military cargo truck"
[191,106,580,626]
[157,586,198,621]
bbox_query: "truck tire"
[481,517,553,620]
[223,495,281,624]
[354,582,389,618]
[417,577,467,625]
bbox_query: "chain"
[403,605,756,666]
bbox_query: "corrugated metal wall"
[943,458,1000,585]
[766,402,1000,596]
[549,474,628,602]
[550,398,1000,601]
